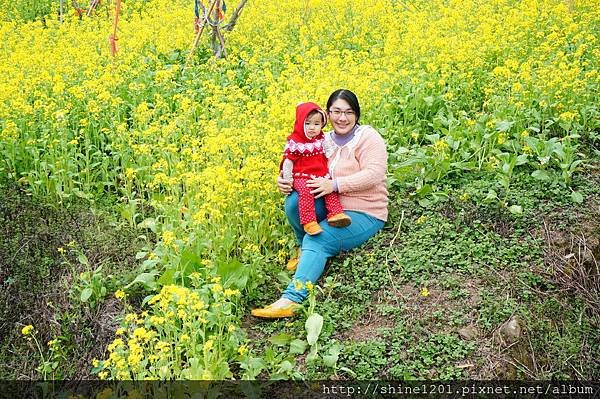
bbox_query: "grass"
[1,164,598,380]
[247,164,600,380]
[0,179,149,379]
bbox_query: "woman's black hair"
[326,89,360,123]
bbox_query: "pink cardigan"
[324,125,389,221]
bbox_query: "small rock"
[458,325,479,341]
[498,315,522,344]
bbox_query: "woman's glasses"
[329,109,356,118]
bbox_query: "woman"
[251,89,389,318]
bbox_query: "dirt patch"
[388,276,482,331]
[337,308,395,342]
[533,194,600,325]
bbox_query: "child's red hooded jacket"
[280,102,329,178]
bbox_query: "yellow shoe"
[286,248,301,272]
[327,213,352,227]
[251,303,299,319]
[303,221,323,235]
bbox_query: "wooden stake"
[183,0,218,71]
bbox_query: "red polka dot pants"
[293,178,345,225]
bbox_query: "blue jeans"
[282,191,385,303]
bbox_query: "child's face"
[304,112,324,139]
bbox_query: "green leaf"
[339,366,357,377]
[138,218,157,233]
[158,267,176,286]
[276,360,294,374]
[531,169,550,181]
[496,120,514,132]
[483,189,498,203]
[508,205,523,215]
[323,344,342,368]
[417,198,431,208]
[268,333,293,346]
[135,251,147,260]
[305,313,324,346]
[216,258,249,290]
[77,253,89,266]
[306,344,319,363]
[125,272,158,289]
[80,288,92,302]
[424,133,440,144]
[289,339,308,355]
[516,154,529,166]
[571,191,584,204]
[177,248,202,281]
[415,184,432,198]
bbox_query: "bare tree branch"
[224,0,248,32]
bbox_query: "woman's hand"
[277,172,293,195]
[307,177,334,199]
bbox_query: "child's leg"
[323,192,346,219]
[284,192,327,246]
[293,178,317,225]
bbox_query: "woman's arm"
[335,130,387,193]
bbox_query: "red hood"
[288,102,327,143]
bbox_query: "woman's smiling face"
[328,99,357,135]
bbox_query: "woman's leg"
[282,211,384,303]
[284,191,327,245]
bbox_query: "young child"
[280,102,351,235]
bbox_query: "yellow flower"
[293,279,304,290]
[420,287,430,297]
[228,325,236,332]
[432,139,449,152]
[108,338,124,351]
[21,325,34,336]
[57,247,65,254]
[459,192,470,202]
[238,345,248,356]
[211,283,223,293]
[559,111,577,122]
[224,288,240,297]
[203,339,214,352]
[156,341,170,353]
[161,230,175,247]
[305,281,314,291]
[497,133,507,145]
[416,215,427,224]
[125,168,136,180]
[115,289,126,300]
[189,272,201,280]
